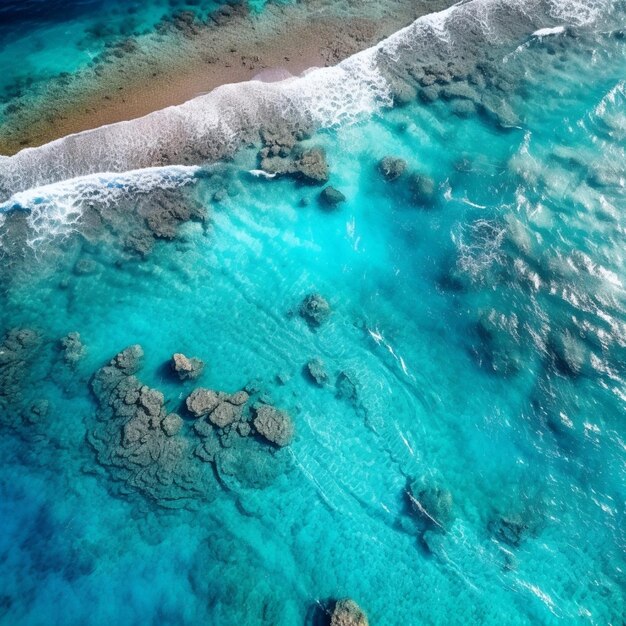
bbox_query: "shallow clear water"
[0,1,625,625]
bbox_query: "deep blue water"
[0,0,625,625]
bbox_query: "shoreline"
[0,0,454,156]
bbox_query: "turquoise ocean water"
[0,0,625,624]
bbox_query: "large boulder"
[253,405,294,447]
[299,293,331,328]
[293,148,329,184]
[330,599,369,626]
[171,352,204,381]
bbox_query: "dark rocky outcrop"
[252,405,294,447]
[378,157,407,181]
[299,293,331,328]
[319,186,346,208]
[171,352,204,381]
[330,599,369,626]
[305,358,328,386]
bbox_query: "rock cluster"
[261,147,330,185]
[171,352,204,381]
[87,346,295,506]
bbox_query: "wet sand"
[0,0,454,156]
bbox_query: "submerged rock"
[171,352,204,381]
[89,346,214,507]
[299,293,331,327]
[60,332,86,365]
[408,173,437,206]
[319,186,346,208]
[378,156,407,181]
[475,309,522,376]
[406,478,454,532]
[336,371,358,402]
[305,358,328,386]
[253,405,294,447]
[548,330,587,377]
[488,515,529,548]
[330,599,369,626]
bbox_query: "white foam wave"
[0,165,199,246]
[532,25,565,37]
